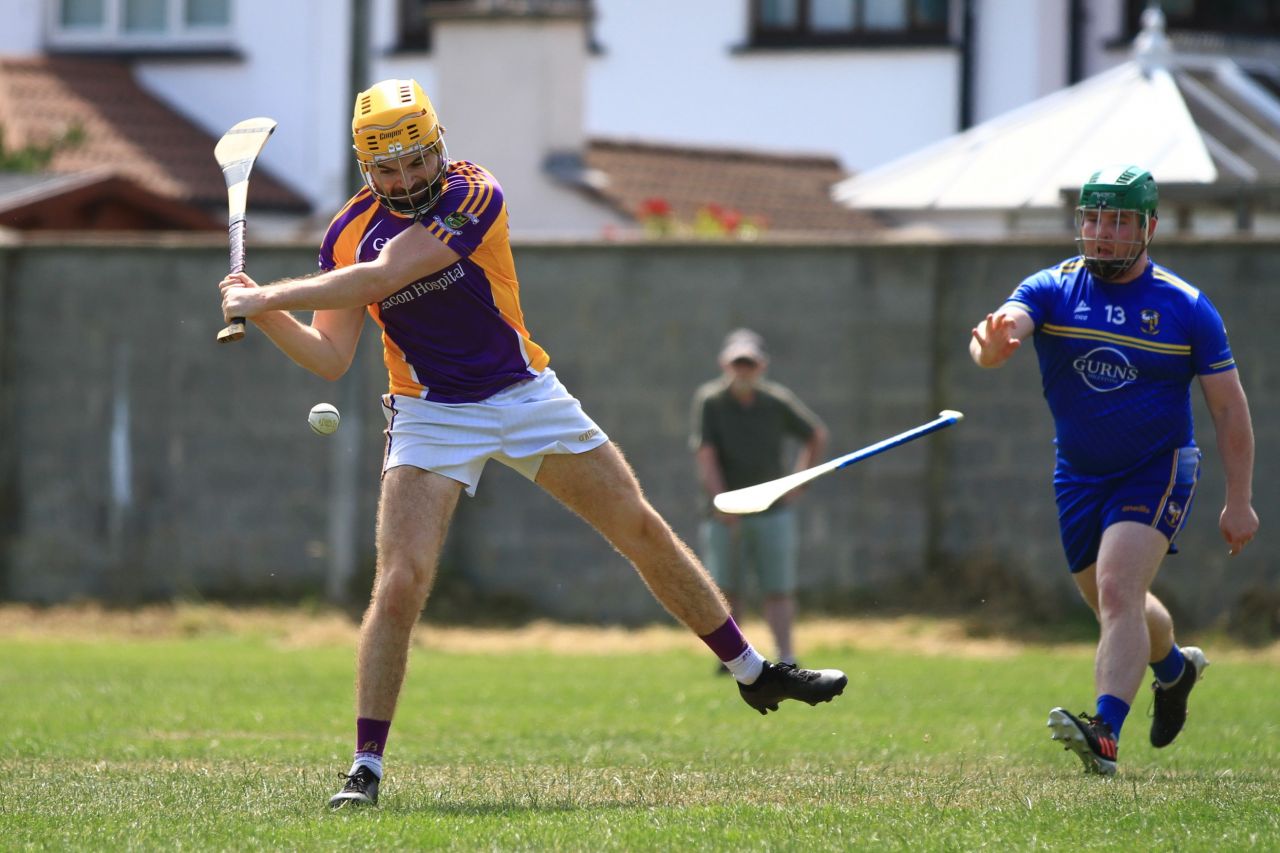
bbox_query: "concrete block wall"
[0,237,1274,629]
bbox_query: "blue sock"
[1151,645,1186,685]
[1095,694,1130,739]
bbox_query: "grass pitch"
[1,606,1277,850]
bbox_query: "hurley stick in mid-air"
[713,410,965,515]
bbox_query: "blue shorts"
[1054,445,1201,574]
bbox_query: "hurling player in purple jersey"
[969,166,1257,776]
[220,80,847,809]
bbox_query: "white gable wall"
[973,0,1069,124]
[970,0,1133,127]
[431,16,628,236]
[585,0,959,173]
[0,0,42,55]
[131,1,354,227]
[1080,0,1132,80]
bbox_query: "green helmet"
[1074,166,1158,280]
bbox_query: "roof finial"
[1134,3,1172,72]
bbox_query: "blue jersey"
[1006,257,1235,476]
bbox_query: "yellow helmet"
[352,79,449,217]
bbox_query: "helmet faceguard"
[352,79,449,218]
[1074,165,1158,281]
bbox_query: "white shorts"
[380,368,609,496]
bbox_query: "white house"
[1,1,1271,236]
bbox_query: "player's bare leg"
[1092,522,1169,705]
[1072,522,1175,705]
[1075,524,1211,750]
[536,443,845,712]
[358,466,463,718]
[1074,569,1176,664]
[1050,521,1171,774]
[535,442,729,633]
[331,466,461,809]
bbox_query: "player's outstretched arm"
[970,307,1033,368]
[219,272,366,380]
[220,227,461,316]
[1200,369,1259,556]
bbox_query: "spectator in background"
[691,329,828,669]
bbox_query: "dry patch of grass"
[0,602,356,645]
[1,602,1275,661]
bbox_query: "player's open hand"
[220,271,265,321]
[971,313,1022,367]
[1220,501,1258,556]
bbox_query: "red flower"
[638,197,671,218]
[718,208,742,232]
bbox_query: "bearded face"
[359,139,449,218]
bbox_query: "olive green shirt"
[690,376,823,512]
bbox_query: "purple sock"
[356,717,391,757]
[1095,694,1130,739]
[699,617,749,662]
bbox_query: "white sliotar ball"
[308,402,341,436]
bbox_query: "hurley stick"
[213,117,277,343]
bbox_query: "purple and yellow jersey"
[318,160,550,403]
[1006,257,1234,475]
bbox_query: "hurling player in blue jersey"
[220,79,847,809]
[969,166,1257,775]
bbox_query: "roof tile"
[586,138,879,236]
[0,56,308,213]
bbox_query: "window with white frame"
[49,0,232,51]
[749,0,949,48]
[396,0,596,52]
